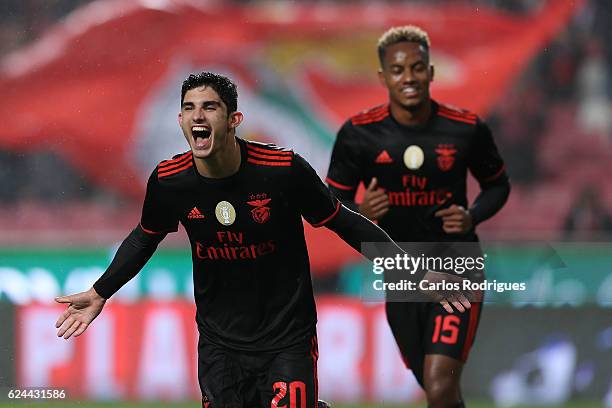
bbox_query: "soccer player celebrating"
[54,72,469,407]
[326,26,510,408]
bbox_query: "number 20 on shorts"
[271,381,307,408]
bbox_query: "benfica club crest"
[435,144,457,172]
[247,198,272,224]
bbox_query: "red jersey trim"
[351,104,389,125]
[311,201,341,228]
[437,104,477,125]
[157,151,194,178]
[246,150,292,161]
[158,154,192,172]
[247,157,292,167]
[326,177,356,191]
[139,222,162,235]
[310,335,319,406]
[353,104,387,118]
[437,111,477,125]
[158,161,193,178]
[478,164,506,183]
[246,143,293,156]
[355,105,387,118]
[461,302,482,361]
[438,103,478,118]
[353,112,389,125]
[159,151,192,168]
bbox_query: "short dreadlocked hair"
[377,25,431,67]
[180,72,238,113]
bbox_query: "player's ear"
[228,111,243,129]
[178,111,183,126]
[377,68,386,87]
[429,65,435,82]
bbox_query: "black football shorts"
[386,300,483,386]
[198,335,319,408]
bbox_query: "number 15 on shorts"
[432,315,460,344]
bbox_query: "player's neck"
[194,136,241,178]
[390,99,432,126]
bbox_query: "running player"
[54,72,469,407]
[326,26,510,408]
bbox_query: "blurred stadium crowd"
[1,0,611,241]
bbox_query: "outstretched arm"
[325,204,472,313]
[55,225,166,339]
[93,225,166,298]
[296,152,471,313]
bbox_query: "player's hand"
[435,204,473,234]
[55,287,106,340]
[358,177,389,221]
[421,271,472,313]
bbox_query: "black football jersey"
[326,100,507,242]
[141,138,340,351]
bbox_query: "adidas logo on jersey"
[187,207,205,220]
[375,150,393,164]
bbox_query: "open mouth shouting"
[192,125,212,150]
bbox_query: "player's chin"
[192,148,212,159]
[402,96,425,109]
[190,143,213,158]
[190,140,215,158]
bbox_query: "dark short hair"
[180,72,238,113]
[377,25,431,67]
